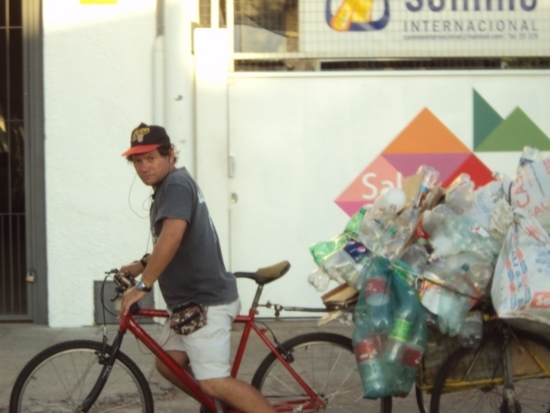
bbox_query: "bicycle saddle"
[234,261,291,286]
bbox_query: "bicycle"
[413,310,550,413]
[9,261,392,413]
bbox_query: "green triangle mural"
[476,107,550,152]
[473,90,502,150]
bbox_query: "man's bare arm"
[119,218,187,317]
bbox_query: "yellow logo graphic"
[331,0,375,31]
[132,127,150,143]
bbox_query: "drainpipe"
[153,0,164,127]
[153,0,197,313]
[163,0,196,175]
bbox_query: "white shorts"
[158,299,241,381]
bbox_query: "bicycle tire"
[414,384,429,413]
[429,329,550,413]
[9,340,154,413]
[251,332,392,413]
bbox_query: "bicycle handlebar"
[104,269,142,315]
[105,268,136,292]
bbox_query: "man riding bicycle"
[118,123,276,413]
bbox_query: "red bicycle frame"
[119,307,326,412]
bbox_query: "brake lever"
[113,271,136,289]
[110,291,122,303]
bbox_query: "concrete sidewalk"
[0,319,419,413]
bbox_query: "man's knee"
[198,377,230,399]
[155,357,170,376]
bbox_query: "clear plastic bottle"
[380,210,418,261]
[322,240,370,288]
[307,267,331,292]
[371,187,407,216]
[385,275,419,363]
[309,235,348,267]
[393,244,429,285]
[445,173,475,215]
[445,215,500,259]
[415,165,440,207]
[447,251,493,296]
[437,264,472,336]
[414,206,446,241]
[458,310,483,348]
[390,320,427,397]
[427,205,500,260]
[358,216,385,255]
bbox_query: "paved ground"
[0,319,420,412]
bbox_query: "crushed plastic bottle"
[425,205,500,260]
[445,251,494,296]
[344,207,368,239]
[362,257,392,332]
[437,264,473,336]
[416,208,444,239]
[323,239,370,288]
[393,244,429,286]
[353,302,389,399]
[358,217,385,255]
[309,235,348,267]
[518,146,543,173]
[458,310,483,348]
[353,330,388,399]
[415,165,440,207]
[445,173,475,215]
[371,187,407,216]
[307,267,331,292]
[380,209,421,261]
[389,320,427,397]
[385,274,420,363]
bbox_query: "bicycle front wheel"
[9,340,154,413]
[251,332,392,413]
[429,329,550,413]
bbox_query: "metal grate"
[0,0,28,319]
[198,0,550,71]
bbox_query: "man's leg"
[198,377,277,413]
[182,300,274,412]
[157,320,203,403]
[155,351,199,400]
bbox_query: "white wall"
[42,4,550,326]
[222,71,550,316]
[44,0,158,326]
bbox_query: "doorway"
[0,0,28,320]
[1,0,45,322]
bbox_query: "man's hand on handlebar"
[118,287,147,318]
[119,261,144,278]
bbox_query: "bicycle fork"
[78,331,125,412]
[502,327,519,413]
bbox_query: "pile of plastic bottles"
[352,256,426,399]
[306,155,537,398]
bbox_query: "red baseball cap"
[122,123,171,156]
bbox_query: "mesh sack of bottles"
[307,147,550,399]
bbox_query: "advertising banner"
[227,72,550,311]
[300,0,550,57]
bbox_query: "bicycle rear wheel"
[429,329,550,413]
[9,340,154,413]
[251,332,392,413]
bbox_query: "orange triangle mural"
[335,107,494,217]
[383,108,471,155]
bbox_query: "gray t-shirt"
[150,167,238,309]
